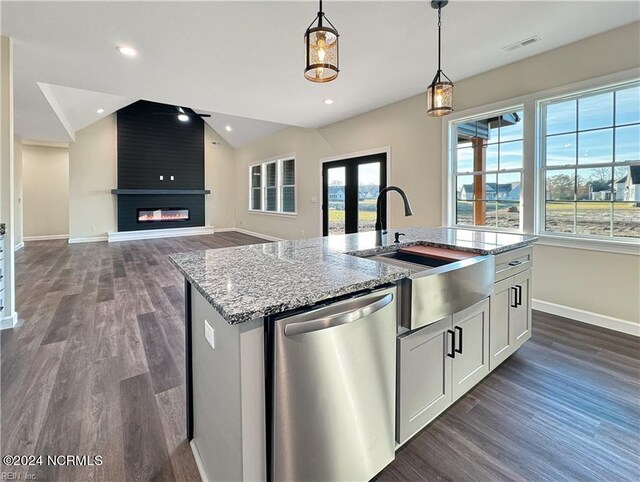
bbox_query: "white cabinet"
[397,316,452,444]
[451,298,490,402]
[489,269,532,371]
[396,298,490,444]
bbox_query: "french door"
[322,153,387,236]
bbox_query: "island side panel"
[190,286,266,482]
[239,317,267,481]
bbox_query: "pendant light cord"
[437,6,442,72]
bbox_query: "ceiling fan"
[154,106,211,122]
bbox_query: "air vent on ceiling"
[502,36,541,52]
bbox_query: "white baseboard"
[14,242,24,252]
[0,312,18,330]
[532,299,639,337]
[24,234,69,241]
[190,440,209,482]
[68,236,109,244]
[107,226,215,243]
[232,227,283,242]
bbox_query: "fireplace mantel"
[111,189,211,195]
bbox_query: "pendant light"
[304,0,339,83]
[427,0,453,116]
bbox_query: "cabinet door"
[510,269,532,347]
[489,276,516,371]
[397,317,453,444]
[452,299,490,402]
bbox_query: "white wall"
[1,35,16,325]
[22,144,69,238]
[232,22,640,325]
[13,137,22,248]
[205,124,236,229]
[68,115,117,241]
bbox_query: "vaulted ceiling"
[1,1,638,145]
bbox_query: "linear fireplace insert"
[137,208,190,223]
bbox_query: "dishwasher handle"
[284,293,394,337]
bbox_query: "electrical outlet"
[204,319,215,349]
[91,225,96,232]
[311,196,317,203]
[301,230,305,236]
[159,175,164,181]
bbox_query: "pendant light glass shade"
[427,77,453,116]
[304,1,339,83]
[426,0,453,117]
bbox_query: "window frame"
[536,80,640,243]
[248,154,297,216]
[448,105,526,233]
[442,68,640,255]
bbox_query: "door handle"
[508,260,523,267]
[447,329,456,359]
[516,284,522,307]
[284,293,393,337]
[510,286,518,308]
[454,326,463,354]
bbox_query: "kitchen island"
[170,227,537,482]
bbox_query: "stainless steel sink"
[364,249,495,331]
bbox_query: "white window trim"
[447,104,526,233]
[442,67,640,255]
[535,80,640,244]
[248,153,298,216]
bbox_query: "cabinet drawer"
[494,247,532,282]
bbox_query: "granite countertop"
[170,227,537,324]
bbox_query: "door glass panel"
[327,167,346,235]
[358,162,380,232]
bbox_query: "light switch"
[204,319,215,349]
[159,175,164,181]
[311,196,318,203]
[170,175,175,181]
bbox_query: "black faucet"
[375,186,414,233]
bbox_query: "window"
[251,165,261,210]
[281,159,296,213]
[249,157,296,214]
[540,82,640,239]
[451,108,524,230]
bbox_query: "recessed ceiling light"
[324,99,334,105]
[96,108,105,114]
[116,45,137,57]
[178,114,190,122]
[225,125,232,132]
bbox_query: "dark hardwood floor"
[1,232,264,481]
[2,234,639,481]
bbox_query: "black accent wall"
[116,100,206,231]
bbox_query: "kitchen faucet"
[375,186,414,233]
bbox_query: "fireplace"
[137,208,190,223]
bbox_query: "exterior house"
[328,185,345,202]
[614,166,640,203]
[459,182,521,201]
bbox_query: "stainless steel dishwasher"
[271,286,397,482]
